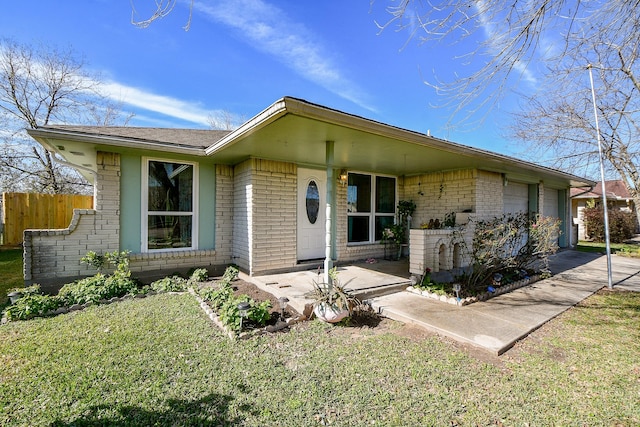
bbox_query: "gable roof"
[570,180,632,200]
[27,96,595,189]
[33,125,231,150]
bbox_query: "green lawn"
[1,291,638,426]
[0,249,23,306]
[577,240,640,256]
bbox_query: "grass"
[577,240,640,256]
[0,249,23,306]
[1,290,639,426]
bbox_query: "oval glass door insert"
[306,180,320,224]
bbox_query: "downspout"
[47,150,98,209]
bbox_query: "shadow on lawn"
[49,392,255,426]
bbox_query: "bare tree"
[509,4,640,226]
[0,39,130,194]
[206,110,245,131]
[376,1,640,224]
[130,0,194,30]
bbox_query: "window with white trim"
[347,173,396,243]
[142,159,198,251]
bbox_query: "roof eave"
[27,128,206,156]
[206,97,595,188]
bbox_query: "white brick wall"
[24,152,121,284]
[232,159,297,275]
[404,169,477,227]
[25,152,235,285]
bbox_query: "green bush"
[58,273,138,305]
[150,276,188,293]
[584,206,636,243]
[189,268,209,283]
[248,299,272,325]
[58,250,138,306]
[198,281,233,310]
[222,265,239,282]
[4,293,62,321]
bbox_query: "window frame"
[141,157,199,252]
[346,172,397,244]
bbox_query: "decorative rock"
[439,295,448,302]
[448,297,458,305]
[421,290,430,297]
[406,286,414,292]
[53,307,68,315]
[69,304,83,312]
[302,303,314,319]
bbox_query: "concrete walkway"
[243,251,640,355]
[371,251,640,354]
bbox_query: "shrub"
[58,273,138,305]
[461,212,560,290]
[199,281,233,310]
[584,206,636,243]
[58,250,138,306]
[4,293,62,321]
[222,265,239,282]
[189,268,209,283]
[150,276,188,293]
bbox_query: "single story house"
[571,180,637,242]
[25,97,593,286]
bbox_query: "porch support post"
[324,141,335,285]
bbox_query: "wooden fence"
[1,192,94,246]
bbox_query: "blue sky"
[1,1,536,155]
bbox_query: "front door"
[297,168,326,261]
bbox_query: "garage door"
[503,182,529,215]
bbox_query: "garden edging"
[405,274,542,306]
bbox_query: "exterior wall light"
[338,169,348,186]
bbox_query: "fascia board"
[27,128,206,156]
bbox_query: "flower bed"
[405,274,542,306]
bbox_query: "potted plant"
[381,223,405,260]
[307,267,360,323]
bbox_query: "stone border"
[188,288,306,340]
[1,291,159,325]
[405,274,542,306]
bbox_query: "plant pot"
[8,291,23,305]
[313,303,350,323]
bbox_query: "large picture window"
[347,173,396,243]
[143,159,198,251]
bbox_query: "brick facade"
[24,152,120,285]
[24,152,235,286]
[232,159,298,275]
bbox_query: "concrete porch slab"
[243,259,412,314]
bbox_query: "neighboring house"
[24,97,593,286]
[570,180,636,243]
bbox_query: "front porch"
[245,259,412,314]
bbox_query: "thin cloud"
[193,0,376,112]
[100,80,231,127]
